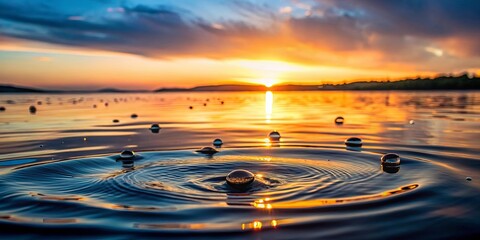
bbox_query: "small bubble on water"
[335,116,344,124]
[213,138,223,146]
[226,169,255,189]
[409,120,415,125]
[150,123,161,133]
[196,146,218,155]
[466,177,472,181]
[83,137,87,141]
[269,131,281,141]
[345,137,362,147]
[381,153,401,166]
[39,144,44,148]
[29,105,37,114]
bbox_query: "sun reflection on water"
[265,91,273,123]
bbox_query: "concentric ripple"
[0,147,479,239]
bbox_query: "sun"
[261,78,276,88]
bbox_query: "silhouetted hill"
[0,85,47,93]
[154,73,480,91]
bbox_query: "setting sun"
[261,78,276,87]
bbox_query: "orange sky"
[0,0,479,90]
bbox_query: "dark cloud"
[0,0,478,70]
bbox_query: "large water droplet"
[196,147,218,155]
[345,137,362,147]
[381,153,400,166]
[335,116,344,124]
[120,150,135,159]
[269,131,281,141]
[226,169,255,189]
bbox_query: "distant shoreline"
[2,74,479,93]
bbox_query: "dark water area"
[0,91,480,239]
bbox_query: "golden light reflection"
[265,91,273,123]
[241,219,279,231]
[253,198,273,210]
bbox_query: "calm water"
[0,91,479,239]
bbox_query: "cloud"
[0,0,478,72]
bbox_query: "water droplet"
[381,153,401,166]
[120,150,135,159]
[466,177,472,181]
[39,145,44,148]
[213,138,223,146]
[196,147,218,155]
[83,138,87,141]
[335,116,344,124]
[226,169,255,189]
[0,106,5,111]
[345,137,362,147]
[131,113,138,118]
[150,123,161,133]
[269,131,281,141]
[29,106,37,114]
[113,119,119,123]
[409,120,415,125]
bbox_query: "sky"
[0,0,479,90]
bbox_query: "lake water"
[0,91,479,239]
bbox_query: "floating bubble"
[131,113,138,118]
[213,138,223,146]
[150,123,161,133]
[466,177,472,181]
[29,105,37,114]
[120,150,135,159]
[345,137,362,147]
[0,106,5,111]
[226,169,255,189]
[335,116,344,124]
[196,147,218,155]
[269,131,281,141]
[39,145,44,148]
[409,120,415,125]
[381,153,400,166]
[113,119,119,123]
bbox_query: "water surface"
[0,91,479,239]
